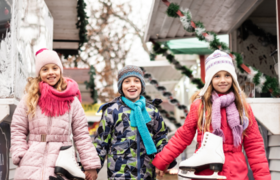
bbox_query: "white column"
[276,0,280,85]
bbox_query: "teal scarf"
[121,96,157,155]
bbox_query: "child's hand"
[155,165,169,179]
[85,169,98,180]
[155,168,165,179]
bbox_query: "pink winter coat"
[10,96,101,180]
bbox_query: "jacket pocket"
[18,141,34,167]
[111,141,130,155]
[13,151,25,166]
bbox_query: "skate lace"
[195,99,206,157]
[194,133,208,155]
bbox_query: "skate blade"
[178,170,226,179]
[55,167,85,180]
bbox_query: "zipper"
[41,143,48,180]
[68,107,71,137]
[48,115,52,135]
[41,116,51,180]
[121,98,142,179]
[136,129,141,180]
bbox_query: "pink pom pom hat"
[35,48,63,76]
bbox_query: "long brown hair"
[24,74,67,117]
[191,81,249,133]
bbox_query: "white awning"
[144,0,263,42]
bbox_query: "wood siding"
[269,135,280,179]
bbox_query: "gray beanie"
[117,65,145,96]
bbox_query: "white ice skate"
[55,145,85,180]
[178,132,226,179]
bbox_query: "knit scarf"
[121,96,157,155]
[211,91,243,147]
[38,78,82,117]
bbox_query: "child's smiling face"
[122,76,142,102]
[211,71,233,94]
[40,63,61,86]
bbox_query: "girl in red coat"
[152,50,271,180]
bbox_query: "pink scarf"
[38,78,82,117]
[211,91,243,147]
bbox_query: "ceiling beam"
[144,0,160,42]
[45,0,77,7]
[53,42,79,49]
[53,33,79,40]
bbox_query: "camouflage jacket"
[93,97,176,180]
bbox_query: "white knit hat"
[199,50,242,96]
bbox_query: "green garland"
[166,3,180,18]
[191,78,204,89]
[153,43,168,54]
[159,2,280,97]
[76,0,89,50]
[263,76,280,96]
[150,53,156,61]
[252,71,262,86]
[151,42,204,89]
[231,52,245,73]
[84,65,98,104]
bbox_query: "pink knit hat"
[35,48,63,76]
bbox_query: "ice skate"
[178,132,226,179]
[49,175,64,180]
[55,145,85,180]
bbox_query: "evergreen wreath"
[240,20,277,47]
[151,43,204,89]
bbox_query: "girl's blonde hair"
[191,81,249,133]
[24,74,67,117]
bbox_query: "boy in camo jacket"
[93,65,176,180]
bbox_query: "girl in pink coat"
[152,50,271,180]
[10,48,101,180]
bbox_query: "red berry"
[191,21,196,28]
[4,8,9,15]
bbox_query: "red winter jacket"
[152,99,271,180]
